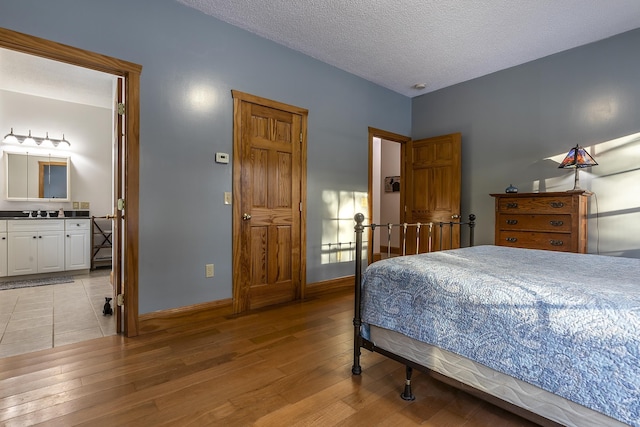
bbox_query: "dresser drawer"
[497,230,574,252]
[496,213,572,232]
[497,196,574,214]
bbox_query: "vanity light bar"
[2,128,70,147]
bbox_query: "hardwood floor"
[0,290,538,426]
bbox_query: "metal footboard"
[368,215,476,259]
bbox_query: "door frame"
[0,28,142,337]
[231,90,307,313]
[368,127,410,263]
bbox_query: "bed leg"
[400,366,416,401]
[352,315,362,375]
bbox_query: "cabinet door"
[38,231,65,273]
[66,230,90,270]
[0,233,7,277]
[8,231,38,276]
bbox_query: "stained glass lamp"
[558,144,598,192]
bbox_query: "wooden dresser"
[490,191,590,253]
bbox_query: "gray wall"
[413,28,640,258]
[0,0,410,313]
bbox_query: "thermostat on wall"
[215,152,229,164]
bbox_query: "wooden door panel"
[251,148,268,208]
[273,225,292,283]
[275,151,292,208]
[411,169,429,210]
[431,167,456,213]
[250,226,268,286]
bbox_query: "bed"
[351,213,640,427]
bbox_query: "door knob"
[451,214,461,219]
[242,213,252,220]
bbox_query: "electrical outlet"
[80,201,90,209]
[205,264,214,278]
[73,201,79,209]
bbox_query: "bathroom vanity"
[0,215,91,278]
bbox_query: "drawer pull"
[506,219,518,225]
[550,202,565,208]
[505,237,518,243]
[549,220,564,227]
[506,202,518,209]
[549,240,564,246]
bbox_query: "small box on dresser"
[490,191,590,253]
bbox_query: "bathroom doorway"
[0,28,141,357]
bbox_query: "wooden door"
[232,91,307,313]
[404,133,461,252]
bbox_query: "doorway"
[368,129,462,259]
[368,127,410,262]
[0,28,141,342]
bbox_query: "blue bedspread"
[361,245,640,426]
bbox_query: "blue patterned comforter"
[361,245,640,426]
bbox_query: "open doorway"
[0,48,115,357]
[0,28,141,357]
[368,127,410,263]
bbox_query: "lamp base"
[566,168,592,195]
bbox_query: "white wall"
[0,90,112,216]
[371,137,381,254]
[379,140,401,248]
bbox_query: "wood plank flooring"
[0,290,538,426]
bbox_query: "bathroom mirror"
[5,152,70,201]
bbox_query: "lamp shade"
[2,128,19,144]
[558,144,598,192]
[558,144,598,169]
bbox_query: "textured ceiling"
[178,0,640,97]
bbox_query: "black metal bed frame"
[350,212,561,427]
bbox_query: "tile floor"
[0,269,115,358]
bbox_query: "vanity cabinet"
[7,220,65,276]
[65,219,91,270]
[0,220,7,277]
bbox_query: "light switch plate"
[224,192,232,205]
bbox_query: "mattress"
[360,245,640,426]
[369,325,627,427]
